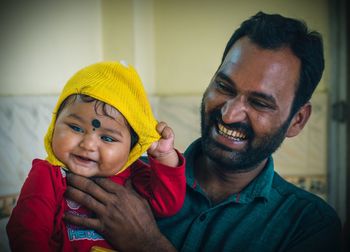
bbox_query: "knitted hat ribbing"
[44,61,160,174]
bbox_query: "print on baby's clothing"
[66,199,103,241]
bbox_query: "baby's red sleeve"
[131,151,186,217]
[6,159,66,251]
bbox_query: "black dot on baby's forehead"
[91,119,101,128]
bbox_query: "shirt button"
[199,214,207,221]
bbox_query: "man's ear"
[286,102,312,138]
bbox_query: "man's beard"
[200,100,291,172]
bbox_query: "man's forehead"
[222,37,250,65]
[223,45,242,65]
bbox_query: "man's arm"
[64,173,176,252]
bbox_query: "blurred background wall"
[0,0,331,95]
[0,0,348,229]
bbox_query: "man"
[64,12,341,251]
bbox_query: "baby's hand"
[147,122,179,167]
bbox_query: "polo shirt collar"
[184,138,275,204]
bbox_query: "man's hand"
[64,173,176,251]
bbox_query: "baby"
[7,61,186,251]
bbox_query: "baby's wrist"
[151,149,179,167]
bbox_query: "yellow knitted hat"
[44,61,160,174]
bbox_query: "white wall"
[0,0,102,95]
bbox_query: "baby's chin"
[72,169,121,178]
[68,167,100,178]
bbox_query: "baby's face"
[52,97,131,177]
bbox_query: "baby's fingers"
[148,141,158,153]
[156,121,167,133]
[156,121,174,139]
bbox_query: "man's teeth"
[218,123,247,140]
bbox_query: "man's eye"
[101,135,116,143]
[69,124,83,133]
[216,82,233,94]
[251,100,271,109]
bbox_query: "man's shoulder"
[270,173,342,250]
[272,173,340,224]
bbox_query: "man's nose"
[79,134,97,151]
[221,96,248,124]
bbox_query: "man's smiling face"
[200,37,301,171]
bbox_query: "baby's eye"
[101,135,116,143]
[69,124,84,133]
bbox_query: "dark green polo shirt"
[156,139,341,252]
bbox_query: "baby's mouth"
[217,123,248,141]
[74,154,96,163]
